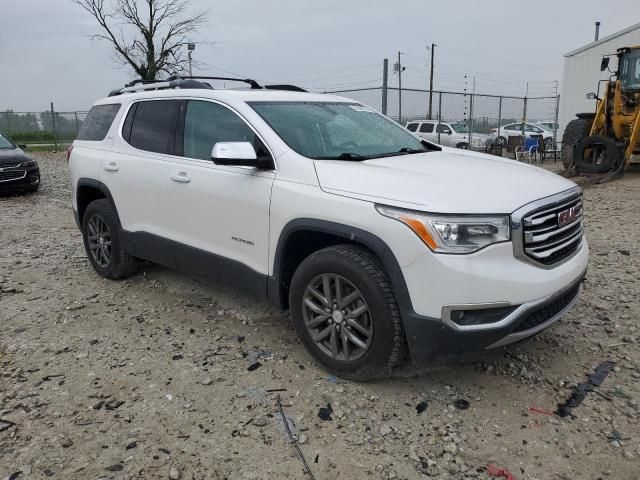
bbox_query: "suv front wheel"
[81,199,138,279]
[289,245,405,380]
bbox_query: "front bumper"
[401,272,584,363]
[0,166,40,192]
[398,238,588,363]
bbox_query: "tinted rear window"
[77,104,121,141]
[128,100,179,155]
[419,123,434,133]
[406,123,418,132]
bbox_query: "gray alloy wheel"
[87,214,112,267]
[302,273,373,362]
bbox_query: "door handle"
[103,162,119,172]
[171,172,191,184]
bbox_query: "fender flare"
[268,218,414,317]
[76,178,121,227]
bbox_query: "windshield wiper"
[367,147,428,159]
[315,152,368,161]
[397,147,426,154]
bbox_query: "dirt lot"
[1,153,639,480]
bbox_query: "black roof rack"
[108,75,307,96]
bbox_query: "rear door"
[165,99,275,282]
[417,122,438,143]
[101,99,179,264]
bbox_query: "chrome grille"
[0,171,27,182]
[0,161,22,168]
[521,192,583,266]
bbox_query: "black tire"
[82,199,138,279]
[497,136,507,146]
[289,245,405,381]
[561,117,592,169]
[574,135,620,174]
[456,143,469,150]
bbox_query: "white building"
[559,22,640,138]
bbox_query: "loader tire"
[574,135,620,174]
[561,117,592,169]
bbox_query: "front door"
[166,99,275,288]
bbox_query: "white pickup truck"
[406,120,489,149]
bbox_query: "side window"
[419,123,434,133]
[77,104,120,141]
[182,100,266,161]
[406,123,418,132]
[436,124,451,134]
[128,100,180,155]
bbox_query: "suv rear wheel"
[289,245,405,380]
[82,199,138,279]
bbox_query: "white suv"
[69,77,588,380]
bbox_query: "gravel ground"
[1,152,639,480]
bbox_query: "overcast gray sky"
[1,0,638,111]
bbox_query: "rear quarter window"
[126,100,180,155]
[77,104,121,141]
[406,123,418,132]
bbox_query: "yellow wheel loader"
[562,46,640,182]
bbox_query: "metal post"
[5,111,9,133]
[497,96,503,144]
[553,94,560,154]
[521,83,528,141]
[187,43,196,76]
[437,92,442,144]
[382,59,388,115]
[397,51,402,123]
[428,43,435,119]
[468,77,475,148]
[594,21,601,41]
[74,111,80,135]
[50,102,58,152]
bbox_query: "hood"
[314,148,576,213]
[0,147,29,165]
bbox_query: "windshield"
[248,102,429,160]
[450,123,469,133]
[619,49,640,90]
[0,132,15,149]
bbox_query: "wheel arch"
[268,219,413,315]
[76,178,120,228]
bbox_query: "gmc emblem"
[558,205,581,227]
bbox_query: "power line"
[436,45,559,72]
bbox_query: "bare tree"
[73,0,206,80]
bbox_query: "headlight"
[21,160,36,168]
[376,205,510,254]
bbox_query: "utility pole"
[187,43,196,76]
[395,51,404,122]
[382,58,389,115]
[428,43,435,119]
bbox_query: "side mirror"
[211,142,271,168]
[18,144,27,150]
[600,57,610,72]
[586,92,599,100]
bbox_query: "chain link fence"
[0,108,88,148]
[324,86,560,146]
[2,87,560,149]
